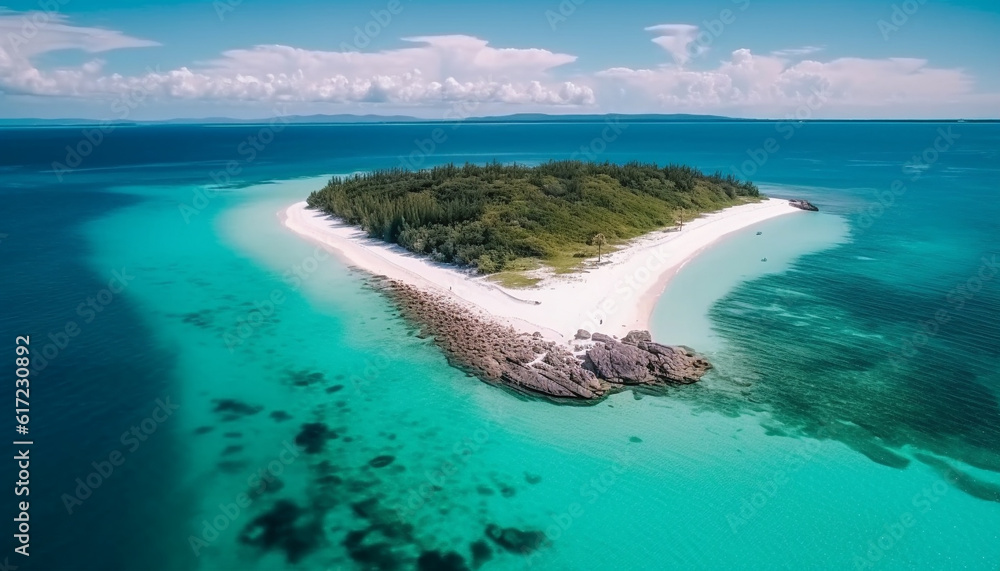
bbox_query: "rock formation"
[789,199,819,212]
[372,278,712,401]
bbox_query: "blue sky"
[1,0,998,119]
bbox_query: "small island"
[286,161,808,400]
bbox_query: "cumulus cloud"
[644,24,703,65]
[599,42,978,115]
[0,13,594,107]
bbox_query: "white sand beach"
[282,198,802,343]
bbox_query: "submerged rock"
[212,399,263,420]
[295,422,336,454]
[789,199,819,211]
[622,330,651,345]
[417,550,470,571]
[485,524,548,555]
[584,332,711,385]
[369,455,395,468]
[239,500,321,563]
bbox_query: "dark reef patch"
[524,473,542,485]
[351,497,380,519]
[470,540,492,568]
[218,460,249,474]
[917,453,1000,503]
[485,524,547,554]
[222,444,244,456]
[369,455,395,468]
[629,436,643,443]
[326,384,345,393]
[181,309,215,329]
[193,426,213,435]
[212,398,264,421]
[286,369,326,387]
[417,550,470,571]
[270,410,292,422]
[692,265,1000,503]
[295,422,337,454]
[239,500,321,563]
[342,528,403,571]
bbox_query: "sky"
[1,0,998,120]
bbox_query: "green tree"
[592,233,607,263]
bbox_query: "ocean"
[1,121,997,570]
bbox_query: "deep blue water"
[1,121,998,570]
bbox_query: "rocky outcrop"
[372,278,712,401]
[584,334,710,385]
[789,199,819,212]
[574,329,591,340]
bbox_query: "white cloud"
[0,13,594,107]
[0,10,160,57]
[0,11,992,118]
[599,45,979,116]
[644,24,703,65]
[771,46,824,58]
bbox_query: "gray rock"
[372,277,710,400]
[622,330,652,345]
[591,332,616,344]
[575,329,592,340]
[584,341,652,384]
[789,199,819,212]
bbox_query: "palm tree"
[676,209,687,230]
[592,233,607,264]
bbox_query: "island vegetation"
[306,161,760,283]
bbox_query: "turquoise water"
[1,122,998,570]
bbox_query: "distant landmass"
[0,113,994,127]
[0,113,740,126]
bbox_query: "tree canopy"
[306,160,760,274]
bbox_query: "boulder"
[574,329,591,340]
[622,330,652,345]
[789,199,819,212]
[591,332,616,344]
[584,341,652,384]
